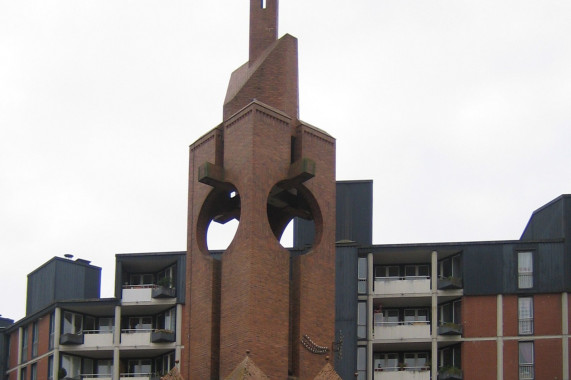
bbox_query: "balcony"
[150,330,175,343]
[374,321,431,340]
[437,323,462,336]
[60,333,84,345]
[82,375,112,380]
[519,364,534,380]
[374,368,430,380]
[438,367,463,380]
[151,286,176,299]
[120,329,176,346]
[437,277,462,290]
[122,286,176,303]
[119,374,159,380]
[374,277,431,295]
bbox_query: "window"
[439,254,462,279]
[63,312,83,335]
[21,326,28,363]
[518,252,533,289]
[127,359,152,375]
[61,354,81,379]
[440,300,462,324]
[374,353,398,372]
[157,265,176,288]
[519,342,534,379]
[358,258,367,294]
[129,274,154,286]
[47,356,54,380]
[127,316,153,332]
[404,309,429,323]
[381,309,399,324]
[155,352,175,376]
[49,313,55,349]
[20,367,27,380]
[357,302,367,339]
[32,322,39,357]
[156,308,176,331]
[404,352,428,370]
[31,363,37,380]
[84,316,96,333]
[261,0,267,9]
[356,347,366,380]
[375,265,399,278]
[96,360,113,376]
[404,265,429,278]
[518,297,534,335]
[439,345,461,369]
[98,318,114,333]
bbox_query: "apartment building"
[3,252,185,380]
[333,192,571,380]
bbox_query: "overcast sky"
[1,0,570,321]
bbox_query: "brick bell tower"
[183,1,336,379]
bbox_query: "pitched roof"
[224,355,270,380]
[313,363,342,380]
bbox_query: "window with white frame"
[439,254,462,279]
[375,265,399,278]
[98,317,114,333]
[63,312,83,335]
[127,316,153,332]
[404,264,429,278]
[374,353,398,372]
[519,342,534,380]
[61,354,81,379]
[404,308,429,323]
[381,309,399,324]
[128,359,152,376]
[440,300,462,324]
[404,352,429,370]
[518,297,534,335]
[518,252,533,289]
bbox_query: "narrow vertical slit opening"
[261,0,267,9]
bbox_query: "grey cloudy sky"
[1,0,570,321]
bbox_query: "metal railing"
[374,320,430,326]
[518,273,533,289]
[518,364,534,379]
[518,319,533,335]
[375,276,430,281]
[374,366,429,372]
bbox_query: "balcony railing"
[518,273,533,289]
[121,285,176,303]
[437,277,463,290]
[437,322,463,336]
[438,367,463,380]
[518,318,533,335]
[374,276,431,295]
[519,364,534,380]
[119,373,159,380]
[374,367,430,380]
[374,321,431,340]
[81,374,112,380]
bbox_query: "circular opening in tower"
[197,188,241,255]
[266,182,321,253]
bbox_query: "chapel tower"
[183,1,336,378]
